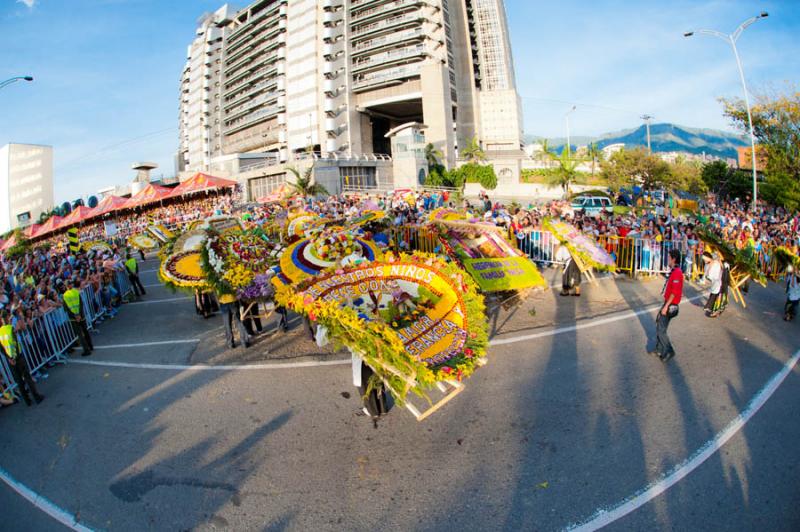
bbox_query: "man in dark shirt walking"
[650,249,683,362]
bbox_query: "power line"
[519,95,644,118]
[56,126,177,170]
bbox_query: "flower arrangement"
[543,217,616,272]
[129,233,158,250]
[275,251,488,404]
[313,228,357,262]
[159,250,208,291]
[202,227,283,296]
[238,273,276,301]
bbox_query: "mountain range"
[525,123,748,159]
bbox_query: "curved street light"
[685,12,768,211]
[0,76,34,90]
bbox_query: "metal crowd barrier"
[387,226,439,254]
[516,230,559,264]
[0,307,78,399]
[1,273,139,399]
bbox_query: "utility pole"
[685,11,769,211]
[565,105,577,156]
[640,115,653,153]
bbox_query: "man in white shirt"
[702,251,722,317]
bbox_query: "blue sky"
[1,0,797,203]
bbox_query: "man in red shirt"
[650,249,683,362]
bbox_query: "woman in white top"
[702,251,723,317]
[784,265,800,321]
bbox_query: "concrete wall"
[464,182,599,204]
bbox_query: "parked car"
[570,195,614,216]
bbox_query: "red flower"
[441,366,452,374]
[464,348,474,358]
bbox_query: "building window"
[248,174,286,200]
[340,166,376,189]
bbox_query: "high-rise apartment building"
[178,0,523,194]
[0,143,54,234]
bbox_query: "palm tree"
[586,142,603,177]
[287,166,328,197]
[460,135,486,164]
[424,143,443,170]
[536,138,554,168]
[547,149,583,198]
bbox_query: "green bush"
[456,163,497,190]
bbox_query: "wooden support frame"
[403,380,466,422]
[570,250,597,286]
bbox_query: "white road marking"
[0,466,94,531]
[489,295,704,346]
[92,339,200,349]
[138,269,159,273]
[566,347,800,531]
[69,358,350,370]
[126,296,191,305]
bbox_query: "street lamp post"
[685,12,768,211]
[565,105,577,156]
[0,76,33,90]
[640,114,653,153]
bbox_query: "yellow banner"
[304,261,467,365]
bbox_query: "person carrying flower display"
[217,291,250,349]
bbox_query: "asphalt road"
[1,258,798,531]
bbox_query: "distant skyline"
[1,0,798,202]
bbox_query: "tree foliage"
[546,150,582,197]
[453,163,497,190]
[459,136,486,164]
[600,147,672,192]
[287,166,328,197]
[721,88,800,209]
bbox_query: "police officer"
[125,253,146,297]
[62,280,93,356]
[0,312,44,405]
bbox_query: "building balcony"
[351,26,424,56]
[350,0,422,26]
[352,64,421,92]
[223,78,279,109]
[223,104,284,135]
[350,12,421,39]
[351,44,426,74]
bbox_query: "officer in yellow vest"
[217,292,250,349]
[62,280,93,356]
[125,252,146,297]
[0,311,44,405]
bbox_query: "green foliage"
[546,150,584,197]
[600,147,672,192]
[586,142,604,176]
[424,143,443,170]
[722,88,800,208]
[454,163,497,190]
[425,164,465,189]
[287,166,328,197]
[670,159,706,195]
[701,161,753,201]
[460,136,486,164]
[760,172,800,211]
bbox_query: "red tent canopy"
[33,216,62,237]
[121,184,174,210]
[23,224,43,238]
[256,184,289,204]
[89,195,128,218]
[0,235,16,251]
[58,205,94,229]
[169,173,237,198]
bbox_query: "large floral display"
[158,228,208,290]
[129,233,159,250]
[277,227,382,284]
[431,220,547,292]
[275,252,488,403]
[543,218,616,271]
[203,225,284,296]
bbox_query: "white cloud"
[17,0,36,8]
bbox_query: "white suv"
[570,196,613,216]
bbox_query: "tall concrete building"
[178,0,524,196]
[0,143,54,234]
